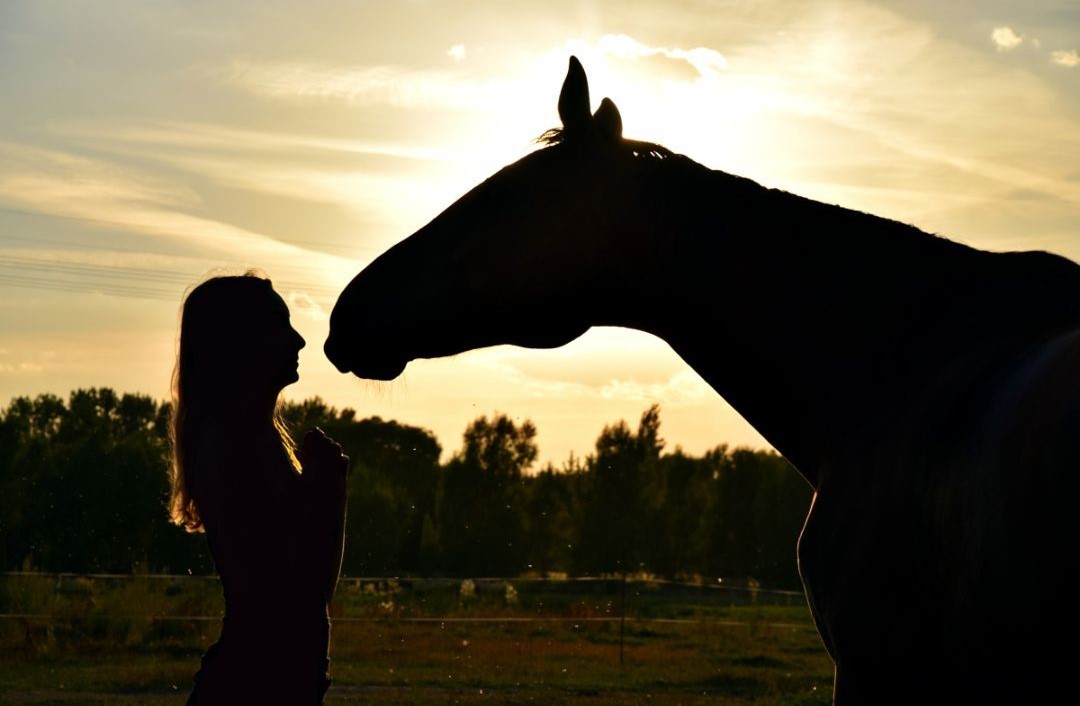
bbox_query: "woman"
[169,272,348,705]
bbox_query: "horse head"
[325,57,682,380]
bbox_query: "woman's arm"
[319,483,347,602]
[298,429,349,602]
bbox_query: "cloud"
[215,59,508,111]
[62,120,457,164]
[475,327,718,407]
[286,290,329,322]
[0,361,43,375]
[597,371,715,405]
[48,120,464,255]
[4,144,278,261]
[217,33,726,113]
[0,142,357,302]
[1051,49,1079,67]
[991,26,1024,52]
[597,34,727,79]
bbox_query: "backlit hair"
[168,271,298,532]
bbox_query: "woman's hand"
[299,427,349,498]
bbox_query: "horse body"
[326,58,1080,702]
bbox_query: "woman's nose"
[293,328,306,350]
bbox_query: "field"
[0,575,834,705]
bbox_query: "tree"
[522,461,579,576]
[642,449,712,579]
[1,390,810,587]
[750,450,811,587]
[0,389,210,573]
[280,400,442,576]
[705,446,810,588]
[575,405,664,574]
[438,414,537,576]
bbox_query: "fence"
[1,571,808,628]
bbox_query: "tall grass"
[1,573,833,705]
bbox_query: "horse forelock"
[534,127,674,162]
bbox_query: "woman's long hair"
[169,272,298,533]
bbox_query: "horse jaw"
[341,355,408,381]
[507,321,591,351]
[327,319,591,382]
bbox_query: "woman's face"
[239,286,306,393]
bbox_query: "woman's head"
[177,274,306,403]
[169,272,306,531]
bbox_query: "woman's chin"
[274,369,301,390]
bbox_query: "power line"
[0,205,388,256]
[0,254,342,298]
[0,272,341,304]
[1,255,199,285]
[0,231,367,283]
[0,273,179,301]
[0,205,382,303]
[0,231,193,256]
[0,251,343,300]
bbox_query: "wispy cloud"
[59,120,458,163]
[596,371,715,405]
[0,361,44,375]
[214,59,508,111]
[216,32,727,113]
[51,121,467,253]
[467,351,715,407]
[0,142,356,300]
[596,34,727,77]
[0,145,280,261]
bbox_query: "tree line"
[0,389,812,589]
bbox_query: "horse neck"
[610,162,1080,485]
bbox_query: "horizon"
[0,384,771,469]
[2,0,1078,465]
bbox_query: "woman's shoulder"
[196,429,298,513]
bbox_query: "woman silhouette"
[169,273,348,705]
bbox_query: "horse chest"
[797,478,931,660]
[799,328,1080,666]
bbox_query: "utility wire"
[0,205,386,256]
[0,254,342,298]
[0,206,382,302]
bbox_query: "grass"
[0,575,834,704]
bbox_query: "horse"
[325,57,1080,704]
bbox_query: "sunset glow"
[2,0,1078,463]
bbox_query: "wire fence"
[1,571,810,628]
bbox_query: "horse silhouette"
[325,57,1080,704]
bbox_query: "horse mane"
[535,127,675,161]
[534,125,1023,266]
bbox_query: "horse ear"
[558,56,591,132]
[594,98,623,141]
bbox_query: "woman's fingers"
[301,428,349,485]
[302,431,339,459]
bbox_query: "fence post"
[619,573,626,667]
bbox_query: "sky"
[1,0,1078,466]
